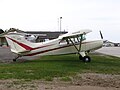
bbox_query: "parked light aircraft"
[4,29,103,62]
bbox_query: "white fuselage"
[5,31,103,57]
[22,39,103,56]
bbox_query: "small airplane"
[4,28,103,62]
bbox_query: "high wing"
[58,29,92,40]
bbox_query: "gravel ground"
[0,47,14,63]
[0,73,119,90]
[0,47,37,63]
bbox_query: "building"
[25,31,68,42]
[103,40,120,47]
[0,28,68,46]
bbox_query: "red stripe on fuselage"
[25,45,69,56]
[25,41,94,56]
[7,37,33,50]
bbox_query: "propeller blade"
[99,30,103,39]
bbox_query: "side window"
[59,35,86,45]
[59,39,67,45]
[66,39,70,44]
[73,38,78,43]
[82,35,86,40]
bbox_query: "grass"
[60,76,72,81]
[0,54,120,80]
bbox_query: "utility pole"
[60,17,62,32]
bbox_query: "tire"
[82,56,91,62]
[79,55,83,60]
[13,59,16,62]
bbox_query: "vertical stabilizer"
[5,33,36,54]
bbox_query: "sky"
[0,0,120,42]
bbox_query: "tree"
[0,29,4,34]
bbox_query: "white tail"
[5,33,39,54]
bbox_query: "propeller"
[99,30,103,39]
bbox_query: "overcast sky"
[0,0,120,42]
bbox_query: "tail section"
[5,33,37,54]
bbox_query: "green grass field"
[0,54,120,80]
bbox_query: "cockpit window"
[59,34,86,45]
[82,34,86,40]
[78,34,86,41]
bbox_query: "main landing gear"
[68,36,91,63]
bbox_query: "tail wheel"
[13,55,21,62]
[82,56,91,62]
[13,59,17,62]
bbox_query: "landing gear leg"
[13,55,21,62]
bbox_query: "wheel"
[13,55,20,62]
[13,59,16,62]
[82,56,91,62]
[79,55,83,60]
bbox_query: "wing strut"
[68,35,83,55]
[78,35,83,52]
